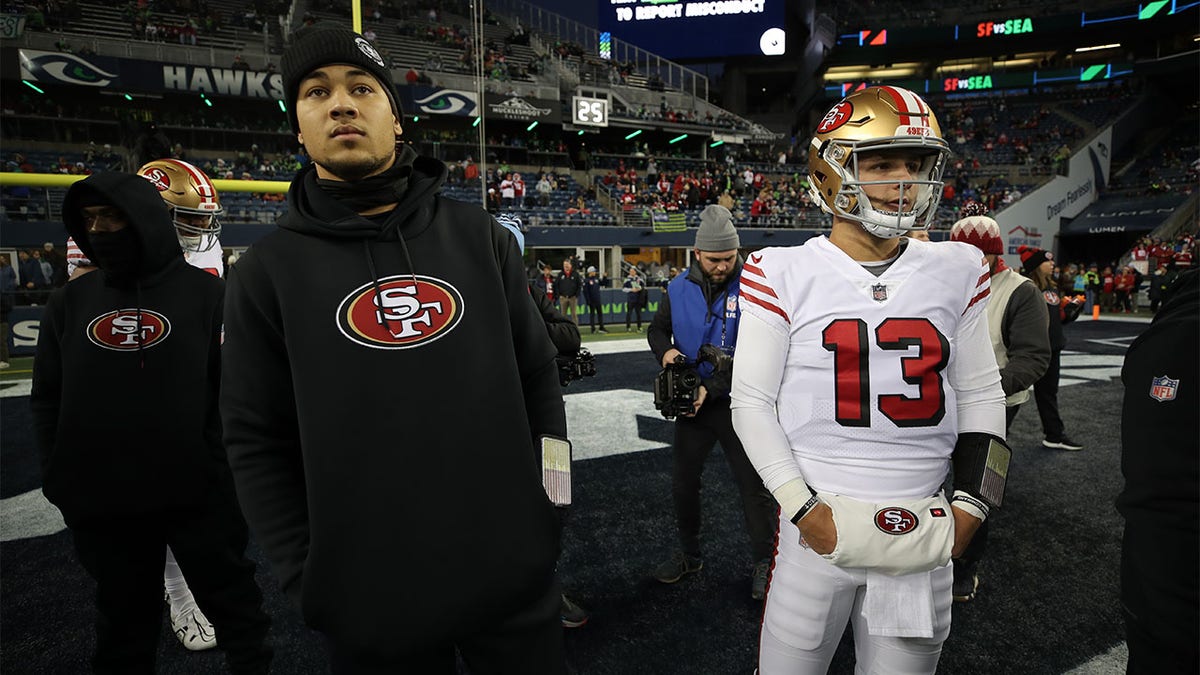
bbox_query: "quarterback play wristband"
[951,432,1011,510]
[540,436,572,506]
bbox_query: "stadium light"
[278,100,287,113]
[624,129,642,140]
[124,94,133,101]
[22,80,44,94]
[578,130,585,135]
[709,140,724,148]
[201,93,212,107]
[669,134,688,144]
[527,121,538,131]
[413,115,419,122]
[472,117,481,127]
[1074,43,1120,52]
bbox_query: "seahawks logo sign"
[86,309,171,351]
[336,275,464,350]
[19,50,118,87]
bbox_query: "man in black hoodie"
[222,22,569,672]
[30,172,272,674]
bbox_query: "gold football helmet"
[808,86,951,239]
[137,158,223,252]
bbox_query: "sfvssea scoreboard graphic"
[597,0,787,60]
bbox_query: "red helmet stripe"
[878,85,929,128]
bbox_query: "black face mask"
[88,228,142,279]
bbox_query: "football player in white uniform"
[144,158,226,651]
[730,86,1007,674]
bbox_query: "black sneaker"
[560,594,589,628]
[1042,436,1084,451]
[952,559,979,602]
[751,558,772,600]
[652,551,703,584]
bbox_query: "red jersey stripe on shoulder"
[740,274,779,299]
[743,261,769,278]
[741,290,790,323]
[976,271,990,288]
[964,287,990,315]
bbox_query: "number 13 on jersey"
[822,317,949,428]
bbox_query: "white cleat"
[171,605,218,651]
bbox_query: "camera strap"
[540,435,573,506]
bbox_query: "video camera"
[558,348,596,387]
[653,344,734,419]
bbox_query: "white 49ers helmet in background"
[137,158,223,252]
[808,86,951,239]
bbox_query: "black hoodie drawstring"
[135,282,145,369]
[363,235,420,336]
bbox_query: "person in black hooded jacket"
[30,172,272,674]
[222,23,569,673]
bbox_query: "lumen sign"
[976,17,1033,37]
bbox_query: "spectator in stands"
[232,54,250,71]
[1100,265,1116,312]
[537,173,553,206]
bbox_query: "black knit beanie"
[281,22,401,135]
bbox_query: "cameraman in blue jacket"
[646,204,777,600]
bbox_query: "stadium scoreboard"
[597,0,787,60]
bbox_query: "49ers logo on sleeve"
[336,275,464,350]
[86,309,171,351]
[874,507,919,535]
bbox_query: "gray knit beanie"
[281,22,401,135]
[695,204,740,251]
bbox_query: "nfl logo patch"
[1149,375,1179,402]
[871,283,888,302]
[930,507,947,518]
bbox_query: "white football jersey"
[184,240,224,278]
[735,236,1003,501]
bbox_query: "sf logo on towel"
[874,507,918,535]
[337,275,464,349]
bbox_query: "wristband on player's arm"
[951,432,1012,521]
[772,478,820,525]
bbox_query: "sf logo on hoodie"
[337,275,464,349]
[87,309,172,351]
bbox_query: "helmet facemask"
[170,206,222,252]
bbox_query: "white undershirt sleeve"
[731,310,813,519]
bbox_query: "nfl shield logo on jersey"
[871,283,888,302]
[1149,375,1179,402]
